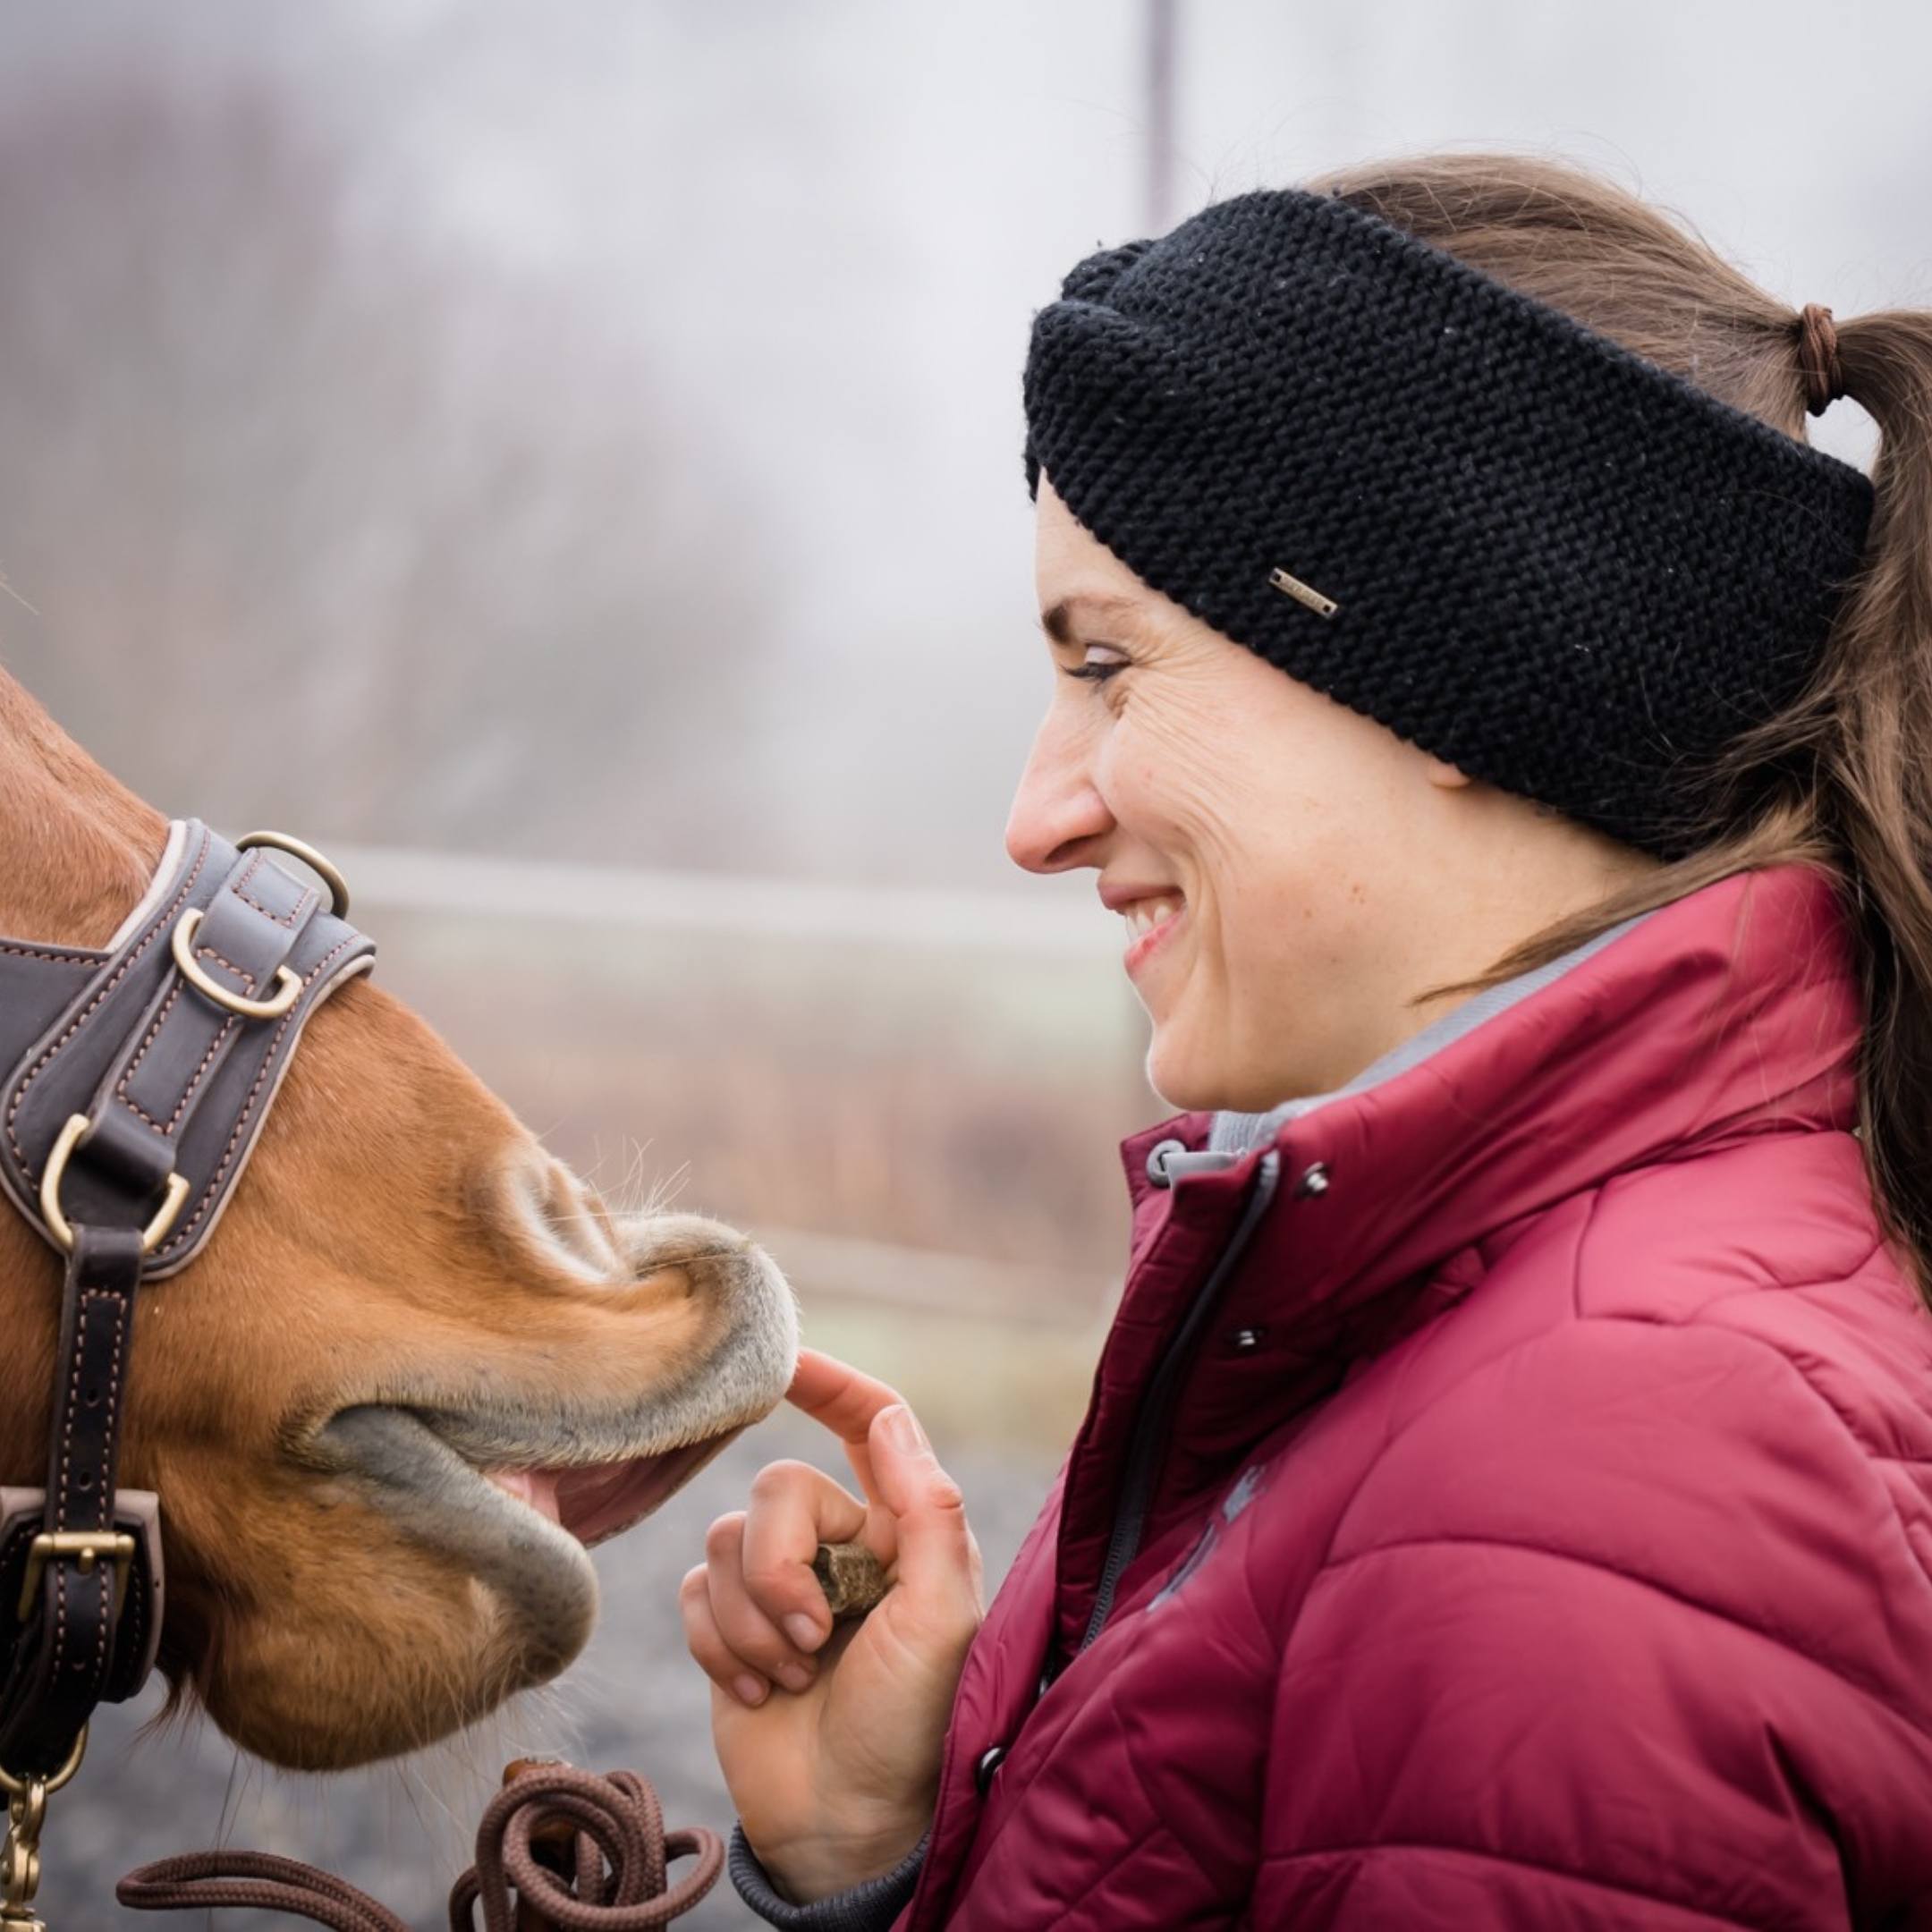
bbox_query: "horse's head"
[0,674,797,1769]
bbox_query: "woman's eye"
[1063,645,1129,683]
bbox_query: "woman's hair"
[1317,152,1932,1311]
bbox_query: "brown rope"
[115,1758,722,1932]
[115,1850,411,1932]
[449,1763,723,1931]
[1797,301,1846,416]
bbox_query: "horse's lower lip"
[483,1436,737,1546]
[312,1402,747,1557]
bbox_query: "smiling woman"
[692,150,1932,1932]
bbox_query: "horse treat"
[813,1540,889,1620]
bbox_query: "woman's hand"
[680,1347,985,1904]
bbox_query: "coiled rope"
[116,1758,722,1931]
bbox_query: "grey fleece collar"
[1208,904,1665,1158]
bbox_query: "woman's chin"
[1146,1029,1308,1118]
[1143,1034,1232,1115]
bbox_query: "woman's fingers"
[866,1403,983,1648]
[741,1458,877,1655]
[683,1459,876,1699]
[785,1350,979,1648]
[786,1346,906,1435]
[786,1347,909,1503]
[679,1558,770,1708]
[688,1356,979,1721]
[700,1511,814,1691]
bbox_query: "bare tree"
[0,61,780,865]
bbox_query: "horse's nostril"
[634,1262,698,1301]
[506,1156,630,1281]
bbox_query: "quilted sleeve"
[1248,1316,1932,1929]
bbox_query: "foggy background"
[2,1,1925,1924]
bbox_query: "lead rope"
[114,1758,722,1932]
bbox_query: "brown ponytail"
[1308,151,1932,1312]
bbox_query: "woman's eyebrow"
[1039,593,1143,643]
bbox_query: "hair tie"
[1796,302,1845,415]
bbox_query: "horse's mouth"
[307,1399,757,1677]
[478,1435,739,1546]
[309,1395,757,1556]
[298,1233,797,1682]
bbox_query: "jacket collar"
[1124,860,1864,1370]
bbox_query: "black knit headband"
[1021,188,1876,859]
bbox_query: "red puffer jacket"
[902,862,1932,1928]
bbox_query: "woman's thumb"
[868,1403,981,1639]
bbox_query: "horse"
[0,664,798,1791]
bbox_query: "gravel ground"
[32,1410,1060,1931]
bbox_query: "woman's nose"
[1005,710,1113,874]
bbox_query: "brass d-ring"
[38,1115,191,1258]
[235,830,351,919]
[0,1722,87,1799]
[171,911,302,1021]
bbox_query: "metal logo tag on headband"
[1268,566,1339,618]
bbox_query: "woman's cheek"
[1110,712,1220,852]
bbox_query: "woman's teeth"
[1123,894,1183,941]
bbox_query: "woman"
[681,153,1932,1928]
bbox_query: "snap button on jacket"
[899,863,1932,1929]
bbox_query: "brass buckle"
[170,910,302,1021]
[15,1535,137,1623]
[235,829,352,919]
[38,1114,190,1258]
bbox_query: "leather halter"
[0,821,372,1787]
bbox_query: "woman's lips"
[1122,894,1186,977]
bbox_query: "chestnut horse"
[0,667,797,1772]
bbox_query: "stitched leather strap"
[0,1227,148,1773]
[0,823,374,1780]
[0,821,375,1276]
[0,942,109,1069]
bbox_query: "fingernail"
[732,1673,767,1707]
[883,1403,928,1454]
[777,1661,814,1692]
[784,1613,824,1651]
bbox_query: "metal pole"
[1146,0,1178,233]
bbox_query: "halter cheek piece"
[0,822,372,1877]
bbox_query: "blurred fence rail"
[755,1223,1120,1329]
[325,842,1155,1329]
[327,843,1121,958]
